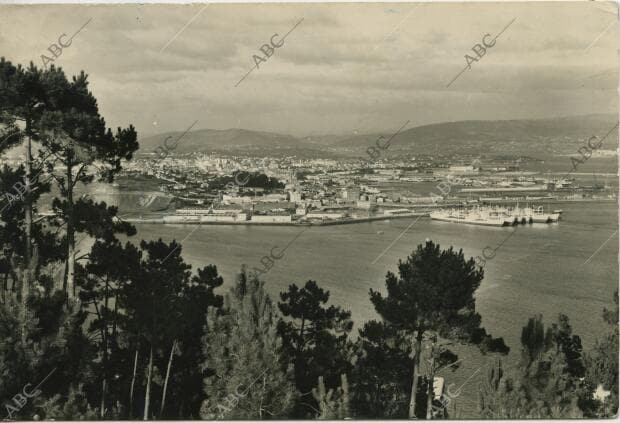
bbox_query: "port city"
[55,155,613,228]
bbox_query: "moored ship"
[430,205,561,227]
[430,207,508,227]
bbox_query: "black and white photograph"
[0,1,618,420]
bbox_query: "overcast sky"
[0,2,618,137]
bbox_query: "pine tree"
[119,239,190,420]
[0,59,46,289]
[312,374,350,419]
[478,360,528,418]
[77,239,141,418]
[201,269,296,419]
[478,314,586,418]
[167,264,224,418]
[350,320,414,418]
[0,276,95,420]
[36,66,138,299]
[368,240,509,418]
[0,59,59,315]
[584,290,618,417]
[36,384,100,419]
[277,280,353,417]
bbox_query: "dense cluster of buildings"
[119,152,616,224]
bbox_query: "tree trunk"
[112,294,119,342]
[258,373,266,419]
[160,339,177,418]
[101,281,109,418]
[19,266,30,343]
[143,345,153,420]
[21,129,33,341]
[9,270,17,294]
[24,129,32,269]
[408,335,422,419]
[62,258,68,293]
[1,271,7,303]
[66,163,75,299]
[129,347,139,419]
[426,342,436,419]
[100,379,107,418]
[18,245,37,343]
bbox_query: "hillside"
[137,128,312,155]
[334,114,618,156]
[136,114,618,157]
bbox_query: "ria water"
[125,201,617,417]
[130,200,616,339]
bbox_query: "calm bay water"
[122,201,617,416]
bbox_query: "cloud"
[0,2,617,137]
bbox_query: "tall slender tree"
[369,240,508,418]
[36,66,138,299]
[351,320,415,418]
[201,269,296,419]
[0,59,55,312]
[278,280,353,417]
[0,164,60,302]
[77,239,141,418]
[166,264,224,418]
[119,239,190,420]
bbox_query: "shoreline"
[118,198,616,226]
[123,212,428,226]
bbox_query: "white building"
[342,187,360,200]
[163,215,201,223]
[201,212,248,222]
[306,212,344,220]
[222,195,254,205]
[256,194,287,203]
[250,215,292,223]
[384,208,411,215]
[289,191,303,203]
[447,165,477,174]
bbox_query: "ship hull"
[430,205,560,227]
[430,215,507,227]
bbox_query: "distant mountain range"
[140,128,299,151]
[137,114,618,158]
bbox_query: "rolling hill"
[137,128,311,155]
[334,114,618,155]
[136,114,618,157]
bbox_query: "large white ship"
[430,205,560,227]
[430,207,507,227]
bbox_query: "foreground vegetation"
[0,58,617,420]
